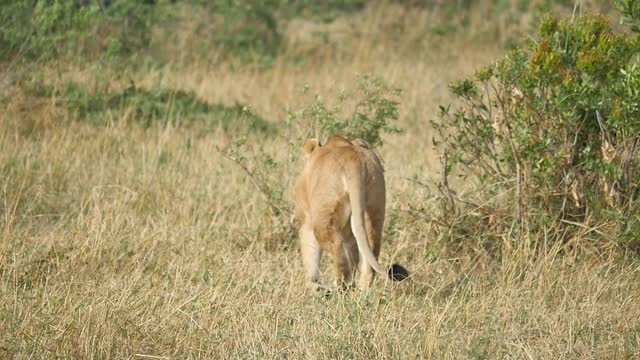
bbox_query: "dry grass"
[1,2,640,359]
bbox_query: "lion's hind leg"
[300,223,324,291]
[329,231,359,290]
[334,227,359,290]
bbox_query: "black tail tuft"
[388,264,410,282]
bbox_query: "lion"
[295,135,409,291]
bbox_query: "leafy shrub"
[288,74,402,149]
[220,74,402,248]
[433,8,640,251]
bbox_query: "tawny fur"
[295,136,388,290]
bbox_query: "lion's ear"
[303,138,321,158]
[352,138,370,149]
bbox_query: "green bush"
[0,0,160,63]
[434,9,640,250]
[288,74,402,149]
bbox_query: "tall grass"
[1,1,639,358]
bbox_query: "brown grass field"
[1,2,639,359]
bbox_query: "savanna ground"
[1,1,640,358]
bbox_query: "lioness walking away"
[295,136,409,291]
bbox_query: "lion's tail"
[345,162,385,276]
[346,162,411,282]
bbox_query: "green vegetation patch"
[0,0,161,63]
[0,0,368,66]
[27,82,275,133]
